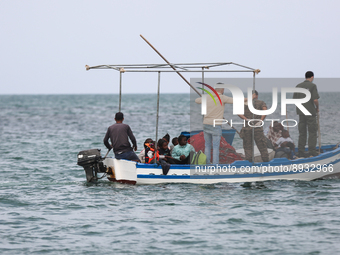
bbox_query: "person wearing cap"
[195,85,233,164]
[103,112,140,162]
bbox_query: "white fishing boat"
[77,142,340,184]
[77,61,340,184]
[78,35,339,184]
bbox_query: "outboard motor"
[77,149,107,182]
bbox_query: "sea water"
[1,93,340,254]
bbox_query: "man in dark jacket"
[103,112,140,162]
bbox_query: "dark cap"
[115,112,124,120]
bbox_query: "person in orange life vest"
[145,141,165,164]
[138,138,152,162]
[144,141,156,163]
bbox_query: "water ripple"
[1,94,340,254]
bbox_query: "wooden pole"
[140,34,201,97]
[140,35,242,137]
[104,149,110,158]
[226,121,241,136]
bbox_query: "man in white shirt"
[195,86,233,164]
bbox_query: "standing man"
[195,86,233,164]
[103,112,140,162]
[238,90,269,162]
[293,71,320,157]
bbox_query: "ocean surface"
[1,93,340,254]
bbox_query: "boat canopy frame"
[85,61,260,162]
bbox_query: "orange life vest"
[145,143,159,164]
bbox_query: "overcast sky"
[1,0,340,94]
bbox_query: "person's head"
[215,88,225,94]
[252,90,259,99]
[305,71,314,81]
[178,135,187,146]
[273,122,283,132]
[163,133,170,143]
[144,138,153,145]
[172,137,178,146]
[215,83,225,94]
[158,139,168,150]
[115,112,124,123]
[282,129,290,138]
[149,141,156,149]
[144,138,154,148]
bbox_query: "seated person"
[138,138,153,162]
[171,135,196,164]
[158,138,176,164]
[163,133,170,144]
[274,130,296,159]
[170,137,178,153]
[145,139,171,175]
[266,121,283,149]
[145,140,160,164]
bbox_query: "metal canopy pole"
[252,72,255,163]
[86,62,258,73]
[155,71,161,143]
[201,67,205,127]
[201,67,205,86]
[86,63,260,139]
[201,67,206,93]
[119,71,122,111]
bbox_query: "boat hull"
[103,145,340,185]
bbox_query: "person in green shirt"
[171,135,196,164]
[293,71,320,157]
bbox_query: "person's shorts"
[115,151,139,161]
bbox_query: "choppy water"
[1,93,340,254]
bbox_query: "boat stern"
[105,158,137,185]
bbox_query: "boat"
[78,142,340,184]
[77,61,340,184]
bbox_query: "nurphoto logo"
[196,82,223,108]
[198,82,313,128]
